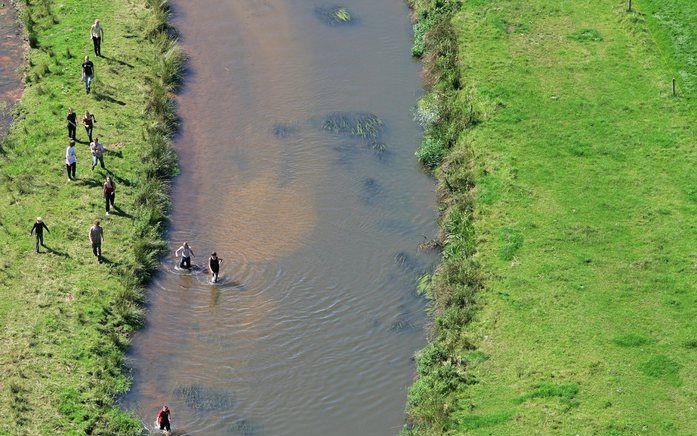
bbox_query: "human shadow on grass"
[110,206,133,219]
[43,245,70,258]
[75,178,102,188]
[103,55,134,68]
[93,92,126,106]
[107,149,124,159]
[108,172,132,187]
[98,255,121,267]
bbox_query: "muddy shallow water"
[122,0,438,434]
[0,3,23,134]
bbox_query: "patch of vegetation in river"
[173,384,235,412]
[314,5,355,26]
[321,111,385,150]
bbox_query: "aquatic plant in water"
[173,384,234,411]
[315,5,353,26]
[321,111,385,149]
[272,122,300,138]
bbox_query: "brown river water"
[122,0,439,434]
[0,2,23,134]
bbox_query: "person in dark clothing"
[156,405,171,433]
[82,56,94,94]
[209,252,223,283]
[67,107,77,140]
[89,220,104,263]
[103,176,115,215]
[30,217,50,253]
[83,111,96,142]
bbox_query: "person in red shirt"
[156,405,171,433]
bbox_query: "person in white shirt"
[175,242,195,269]
[90,19,104,57]
[65,140,77,180]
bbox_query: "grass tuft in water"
[315,5,354,26]
[272,122,299,138]
[173,384,235,411]
[321,111,385,149]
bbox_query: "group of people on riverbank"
[27,19,224,433]
[31,20,113,263]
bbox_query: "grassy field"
[407,0,696,434]
[0,0,180,434]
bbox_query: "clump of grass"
[613,333,650,347]
[568,28,604,42]
[415,135,446,169]
[455,410,514,431]
[315,5,354,26]
[497,225,524,261]
[21,10,39,48]
[640,355,682,386]
[144,0,175,39]
[515,382,580,408]
[321,111,385,149]
[683,339,697,349]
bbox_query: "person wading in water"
[156,405,171,434]
[175,242,195,269]
[209,252,223,283]
[30,217,50,253]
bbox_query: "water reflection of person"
[209,252,222,283]
[175,242,195,269]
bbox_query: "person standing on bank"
[65,140,77,180]
[67,107,77,140]
[89,220,104,263]
[91,137,105,170]
[175,242,195,269]
[30,217,50,253]
[83,110,96,143]
[103,176,115,215]
[90,19,104,57]
[209,252,223,283]
[82,56,94,94]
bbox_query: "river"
[0,2,23,134]
[122,0,438,434]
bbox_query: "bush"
[416,134,446,168]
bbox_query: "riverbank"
[0,0,180,433]
[406,0,696,434]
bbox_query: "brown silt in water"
[122,0,439,434]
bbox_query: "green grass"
[0,0,180,434]
[406,0,696,434]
